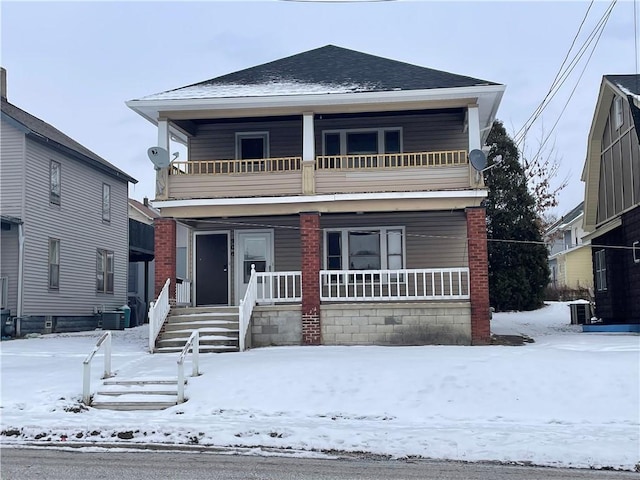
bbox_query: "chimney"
[143,197,149,207]
[1,67,6,100]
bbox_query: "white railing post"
[238,264,257,352]
[148,278,171,353]
[82,331,113,405]
[177,330,200,403]
[239,299,245,352]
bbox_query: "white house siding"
[21,138,129,316]
[0,227,19,315]
[0,118,26,219]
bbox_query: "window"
[50,160,61,205]
[96,249,114,294]
[595,249,607,291]
[613,96,623,130]
[324,227,405,271]
[322,128,402,156]
[236,132,269,160]
[49,238,60,289]
[102,184,111,222]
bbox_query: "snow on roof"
[617,83,640,102]
[141,80,375,101]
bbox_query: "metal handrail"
[177,330,200,403]
[82,331,113,404]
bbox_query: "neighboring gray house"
[0,68,137,335]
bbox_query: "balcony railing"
[316,150,467,170]
[169,150,467,176]
[171,157,302,175]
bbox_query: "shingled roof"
[142,45,500,101]
[1,97,137,184]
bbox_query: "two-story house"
[546,202,593,291]
[0,67,137,335]
[582,75,640,325]
[127,45,505,349]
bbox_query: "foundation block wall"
[251,305,302,347]
[320,302,471,346]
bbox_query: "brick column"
[300,212,321,345]
[154,217,176,301]
[466,207,490,345]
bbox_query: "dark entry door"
[196,234,228,306]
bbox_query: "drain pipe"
[16,222,24,332]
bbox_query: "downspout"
[17,222,24,327]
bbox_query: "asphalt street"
[1,447,637,480]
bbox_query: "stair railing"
[148,278,171,353]
[177,330,200,403]
[82,331,113,405]
[238,264,257,352]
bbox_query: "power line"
[514,0,618,147]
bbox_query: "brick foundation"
[300,212,321,345]
[154,217,177,301]
[466,207,490,345]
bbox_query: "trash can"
[101,311,125,330]
[1,309,14,338]
[569,301,591,325]
[119,305,131,329]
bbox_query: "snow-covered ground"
[1,302,638,471]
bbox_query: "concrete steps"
[153,306,241,354]
[91,379,186,411]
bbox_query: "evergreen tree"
[483,121,550,311]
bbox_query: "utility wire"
[514,0,595,144]
[514,0,617,146]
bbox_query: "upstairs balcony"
[167,149,474,200]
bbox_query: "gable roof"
[545,201,585,235]
[141,45,500,101]
[582,74,640,230]
[1,97,137,184]
[129,198,160,220]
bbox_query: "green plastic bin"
[119,305,131,329]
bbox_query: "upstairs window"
[102,184,111,222]
[96,249,114,294]
[50,160,61,205]
[236,132,269,160]
[49,238,60,289]
[614,96,623,130]
[322,128,402,156]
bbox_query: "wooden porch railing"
[316,150,468,170]
[168,150,467,175]
[255,271,302,303]
[320,268,470,301]
[171,157,302,175]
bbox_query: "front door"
[195,233,229,306]
[235,230,273,304]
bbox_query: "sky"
[1,0,637,218]
[1,301,639,470]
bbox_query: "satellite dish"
[147,146,170,169]
[469,149,487,171]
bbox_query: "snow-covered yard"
[1,302,638,471]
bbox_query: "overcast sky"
[1,1,636,217]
